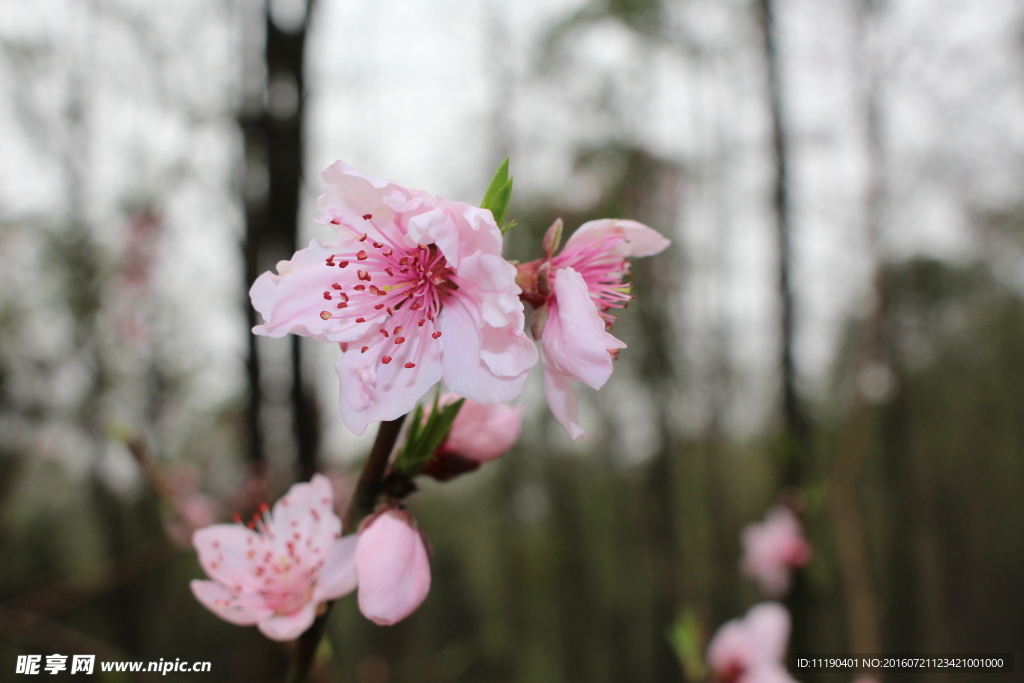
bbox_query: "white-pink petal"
[335,328,444,435]
[543,268,625,391]
[542,361,588,441]
[190,580,269,626]
[257,602,319,642]
[314,535,359,602]
[438,296,534,405]
[563,218,671,258]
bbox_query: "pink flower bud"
[355,510,431,626]
[440,394,523,463]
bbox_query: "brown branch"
[286,414,408,683]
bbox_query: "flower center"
[319,220,451,368]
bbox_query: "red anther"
[379,328,389,338]
[399,257,410,265]
[393,326,403,334]
[337,302,347,309]
[386,306,394,315]
[362,213,372,220]
[354,285,366,291]
[258,503,269,512]
[410,302,421,310]
[427,310,435,321]
[361,346,369,353]
[417,319,425,327]
[325,256,335,265]
[357,250,368,260]
[338,260,349,268]
[369,285,381,295]
[331,218,342,225]
[372,241,383,249]
[359,233,368,242]
[382,249,393,257]
[381,356,392,364]
[375,303,385,310]
[254,566,265,576]
[432,331,442,339]
[247,521,256,529]
[332,283,342,290]
[357,270,369,280]
[385,268,394,276]
[404,362,416,368]
[233,513,243,524]
[339,292,349,301]
[400,268,409,274]
[320,311,331,320]
[323,291,332,299]
[394,337,406,344]
[355,317,366,323]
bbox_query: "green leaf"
[666,608,707,682]
[480,157,514,229]
[393,397,466,479]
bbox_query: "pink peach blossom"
[438,392,523,463]
[741,506,812,598]
[190,474,357,641]
[250,161,538,435]
[522,219,670,440]
[354,509,431,626]
[706,602,797,683]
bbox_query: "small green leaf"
[666,608,707,682]
[393,397,466,479]
[480,157,514,229]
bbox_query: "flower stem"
[284,414,407,683]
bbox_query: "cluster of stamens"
[550,234,637,330]
[319,214,449,368]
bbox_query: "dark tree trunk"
[757,0,809,489]
[240,1,320,480]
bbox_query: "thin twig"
[285,414,408,683]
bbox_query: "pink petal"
[563,218,671,258]
[543,359,588,441]
[442,398,523,463]
[335,327,444,435]
[269,474,342,551]
[543,268,625,390]
[250,237,378,343]
[316,161,396,234]
[190,580,270,626]
[745,602,790,664]
[355,511,431,626]
[404,206,462,267]
[257,602,318,641]
[314,535,359,602]
[438,296,534,405]
[192,525,263,592]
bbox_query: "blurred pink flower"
[355,509,431,626]
[741,506,812,598]
[190,474,357,641]
[707,602,796,683]
[523,218,670,440]
[250,161,537,435]
[162,466,219,549]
